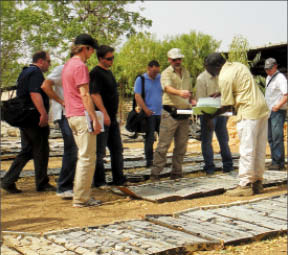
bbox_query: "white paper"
[176,109,233,116]
[84,110,104,132]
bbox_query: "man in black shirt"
[90,45,126,187]
[1,51,55,193]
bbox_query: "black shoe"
[223,168,233,173]
[37,183,56,192]
[150,175,160,181]
[92,182,106,188]
[1,183,22,194]
[205,170,214,176]
[268,164,281,170]
[170,174,183,180]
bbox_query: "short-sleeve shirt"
[195,70,219,100]
[134,73,162,115]
[265,72,287,110]
[161,65,192,109]
[89,66,119,119]
[219,62,269,121]
[46,65,64,121]
[62,58,90,118]
[16,64,49,112]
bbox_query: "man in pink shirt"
[62,34,101,207]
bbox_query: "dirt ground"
[1,117,287,254]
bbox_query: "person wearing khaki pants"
[68,116,96,204]
[62,34,102,207]
[150,48,194,180]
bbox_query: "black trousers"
[2,126,50,190]
[93,119,126,186]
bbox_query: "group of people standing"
[136,50,287,198]
[1,33,287,206]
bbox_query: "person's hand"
[60,100,65,108]
[209,92,221,98]
[201,111,215,119]
[144,108,153,117]
[179,90,191,99]
[190,99,197,106]
[39,112,49,127]
[92,119,101,135]
[103,113,111,126]
[272,105,280,112]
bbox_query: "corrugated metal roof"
[249,42,287,51]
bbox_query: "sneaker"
[98,185,110,190]
[1,183,22,194]
[225,184,253,197]
[252,180,264,194]
[56,190,74,199]
[73,198,102,208]
[37,183,56,192]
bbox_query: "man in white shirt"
[264,58,288,170]
[41,65,77,198]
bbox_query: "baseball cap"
[264,58,277,69]
[74,34,99,49]
[167,48,184,59]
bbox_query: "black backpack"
[125,75,149,133]
[1,67,40,128]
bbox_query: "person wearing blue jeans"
[134,60,162,168]
[200,115,233,174]
[42,64,78,198]
[264,57,287,170]
[268,110,286,169]
[56,115,78,192]
[145,115,161,167]
[195,65,233,175]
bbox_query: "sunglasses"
[172,58,182,62]
[104,56,114,61]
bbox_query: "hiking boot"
[73,198,102,208]
[56,190,74,199]
[252,180,264,194]
[37,183,56,192]
[1,183,22,194]
[225,184,253,197]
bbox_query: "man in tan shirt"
[151,48,193,180]
[195,60,233,175]
[204,53,269,197]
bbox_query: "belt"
[163,105,177,113]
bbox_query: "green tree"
[168,31,221,82]
[228,35,265,93]
[114,31,221,96]
[0,0,152,89]
[113,32,163,95]
[0,1,25,88]
[228,34,250,66]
